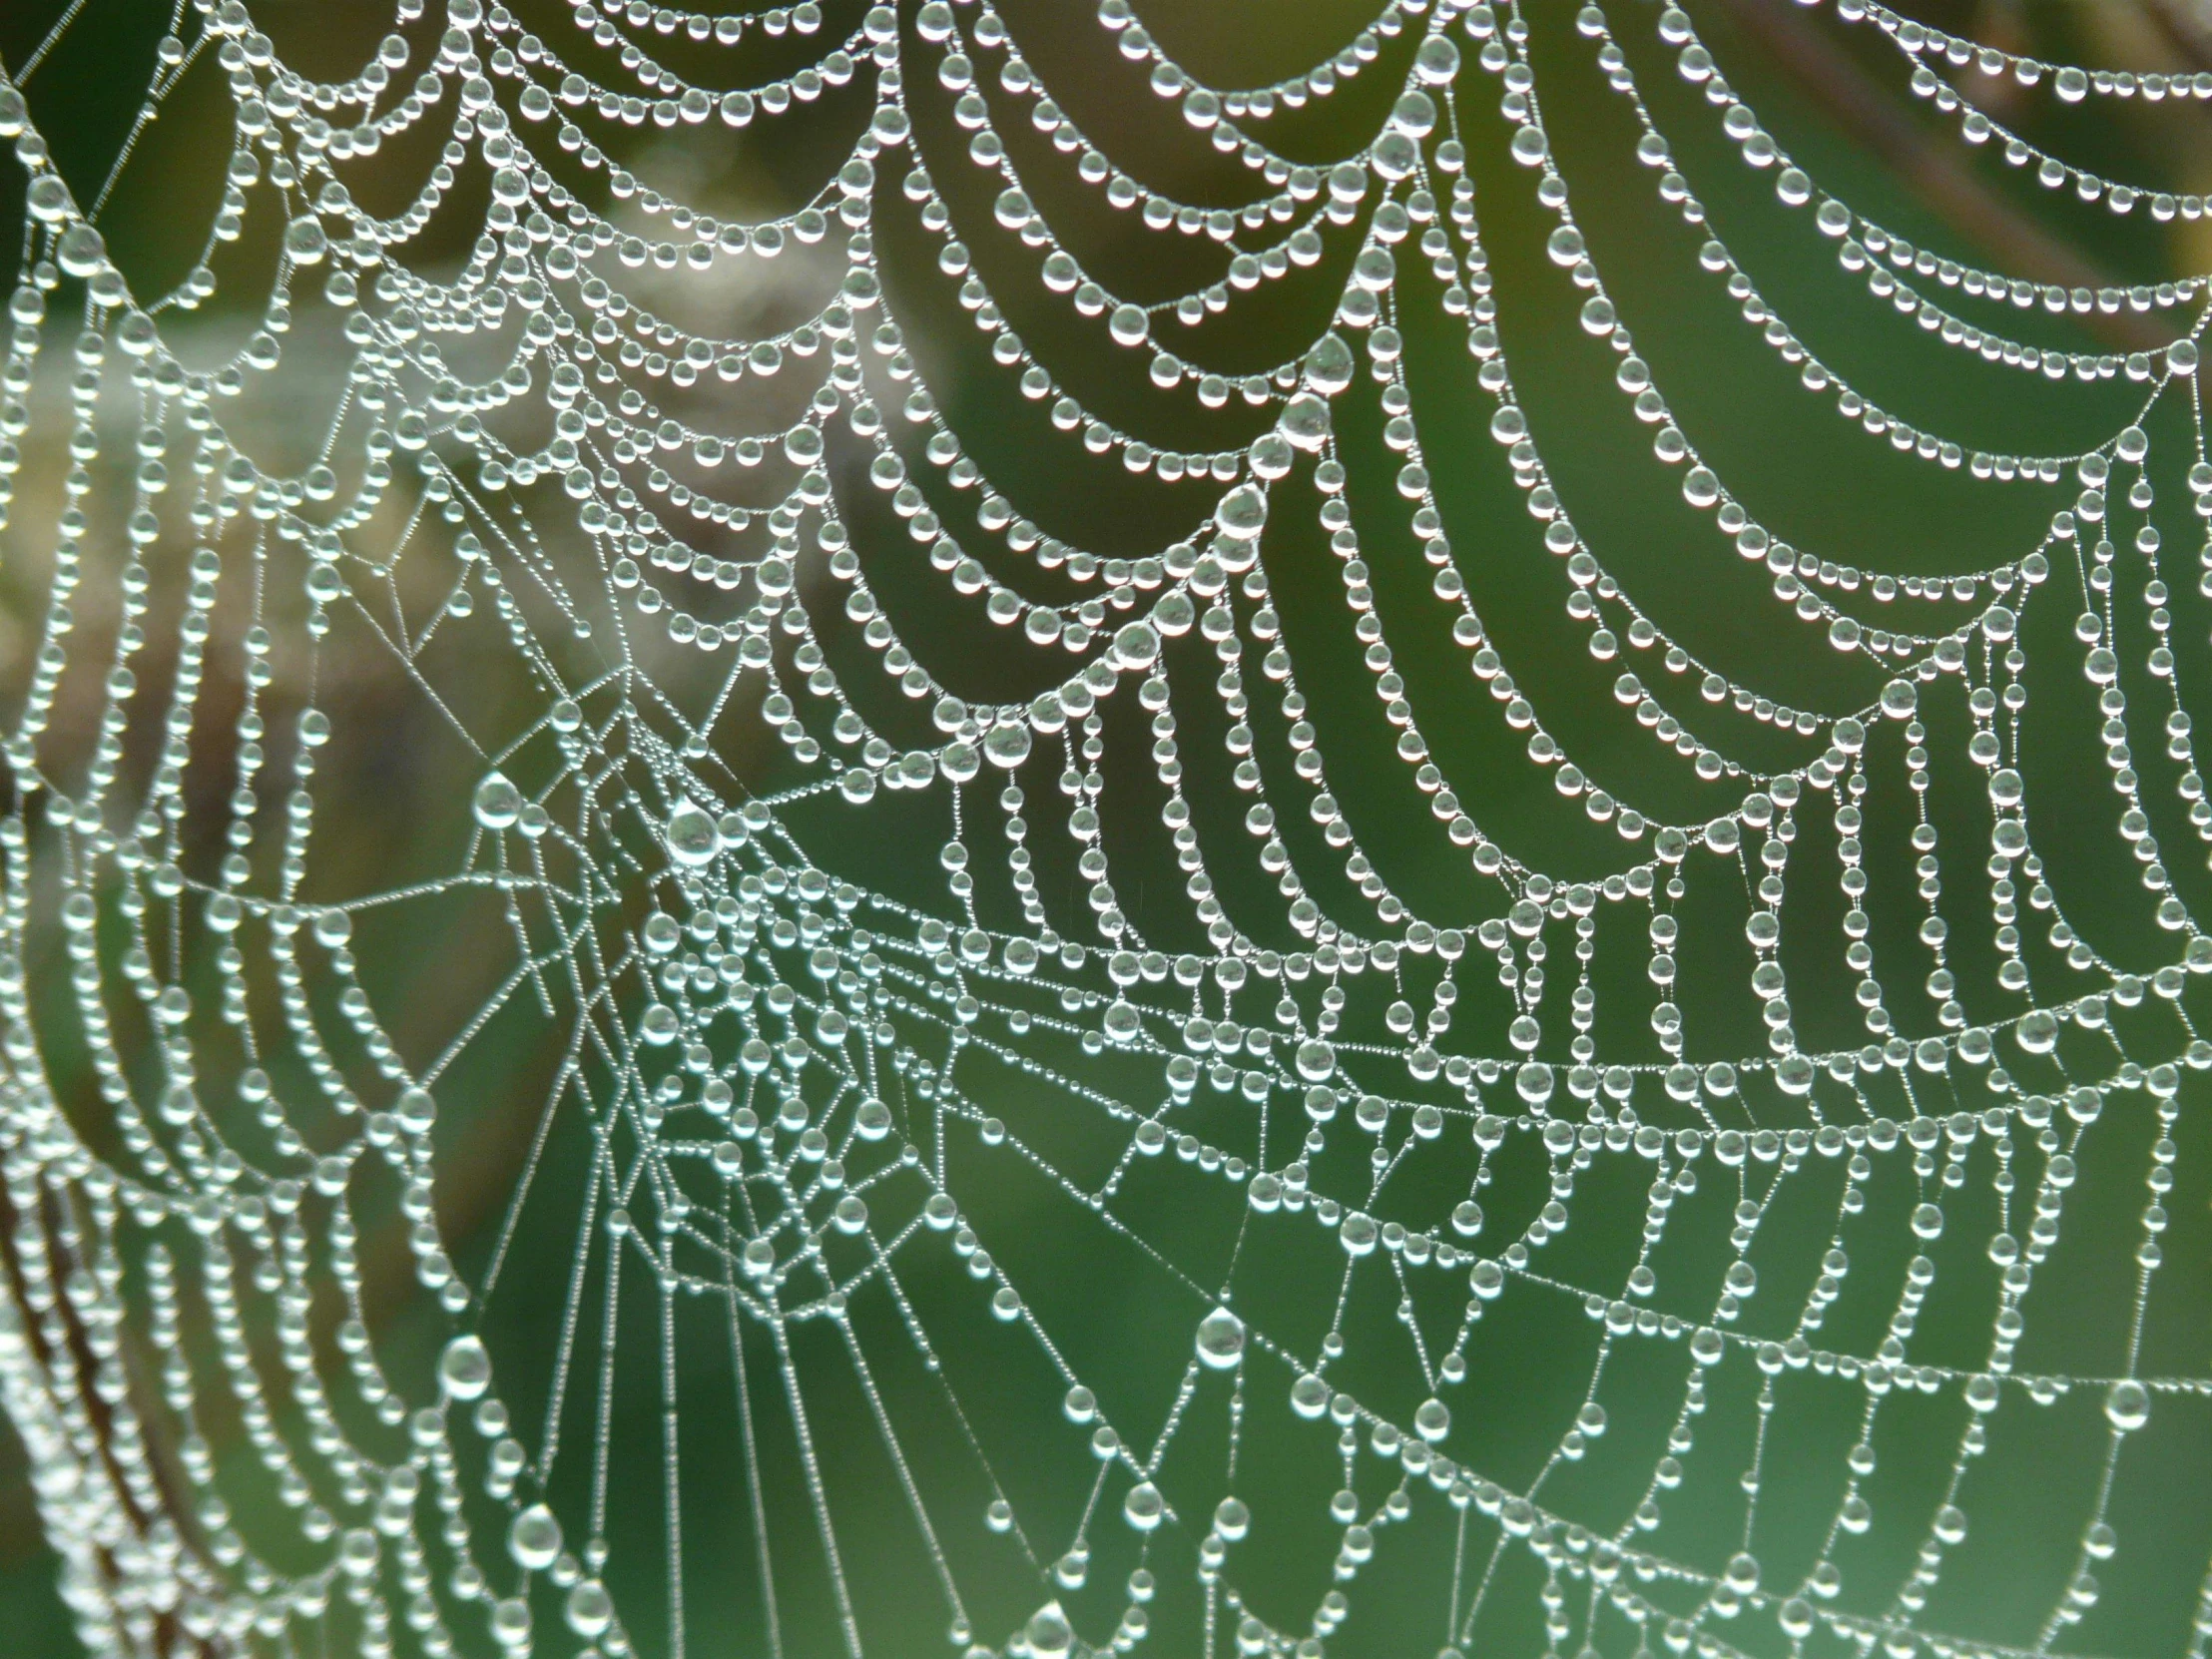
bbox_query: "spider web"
[0,0,2208,1655]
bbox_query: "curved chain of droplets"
[1818,0,2212,108]
[1,0,2211,1656]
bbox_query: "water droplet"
[1280,392,1331,450]
[26,175,72,224]
[1111,622,1160,672]
[1304,332,1355,395]
[509,1503,562,1571]
[1215,1495,1250,1540]
[1195,1306,1245,1370]
[2105,1379,2149,1432]
[785,424,824,466]
[983,722,1032,769]
[1122,1480,1164,1530]
[1025,1599,1074,1657]
[440,1335,492,1400]
[473,772,522,831]
[564,1579,613,1638]
[665,800,722,866]
[1214,483,1267,541]
[56,224,106,278]
[284,215,328,266]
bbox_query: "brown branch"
[1714,0,2172,351]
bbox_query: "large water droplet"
[2105,1379,2149,1432]
[665,800,722,866]
[473,772,522,831]
[565,1579,613,1638]
[1111,622,1161,672]
[1215,483,1268,541]
[284,215,328,266]
[1025,1599,1074,1657]
[1122,1480,1164,1531]
[1304,331,1355,395]
[56,224,107,279]
[1280,391,1331,451]
[1296,1039,1336,1082]
[26,175,71,224]
[984,722,1033,770]
[440,1335,492,1400]
[1195,1306,1246,1370]
[509,1503,562,1571]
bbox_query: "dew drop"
[473,772,523,831]
[509,1503,562,1571]
[1122,1480,1164,1530]
[2016,1009,2058,1055]
[1415,35,1460,84]
[1195,1306,1246,1370]
[440,1335,492,1400]
[1111,621,1161,672]
[56,223,106,278]
[1280,391,1332,451]
[26,175,72,225]
[1304,331,1355,395]
[665,800,723,866]
[1215,1495,1250,1540]
[1214,483,1268,541]
[2105,1379,2149,1432]
[283,215,328,266]
[1026,1599,1074,1657]
[565,1579,613,1638]
[984,722,1033,770]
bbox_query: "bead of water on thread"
[1122,1480,1163,1530]
[983,722,1031,769]
[1195,1306,1245,1369]
[509,1503,562,1570]
[565,1579,613,1638]
[1026,1601,1074,1657]
[473,772,522,830]
[2105,1379,2149,1431]
[665,800,722,866]
[440,1335,492,1400]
